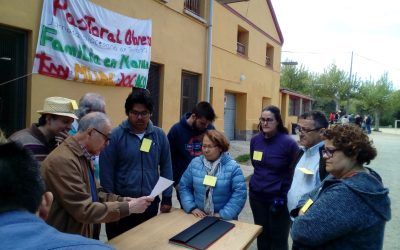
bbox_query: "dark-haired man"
[100,89,173,239]
[9,96,77,164]
[0,139,113,249]
[167,101,216,207]
[287,111,329,216]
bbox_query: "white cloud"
[272,0,400,89]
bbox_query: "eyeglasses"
[259,118,275,124]
[202,144,217,150]
[297,126,321,134]
[93,128,111,142]
[322,148,338,158]
[130,110,150,118]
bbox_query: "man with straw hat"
[9,96,77,164]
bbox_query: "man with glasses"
[42,112,153,239]
[167,101,216,207]
[287,111,329,218]
[0,136,114,249]
[100,89,173,240]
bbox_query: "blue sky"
[271,0,400,89]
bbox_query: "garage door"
[224,93,236,140]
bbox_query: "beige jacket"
[42,136,129,238]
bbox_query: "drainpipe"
[205,0,213,102]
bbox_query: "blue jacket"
[291,168,391,249]
[100,120,173,204]
[250,132,299,202]
[167,113,214,184]
[179,152,247,220]
[0,211,113,249]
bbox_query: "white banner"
[33,0,152,88]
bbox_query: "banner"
[33,0,152,88]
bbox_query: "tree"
[358,72,393,130]
[316,64,353,113]
[280,64,312,93]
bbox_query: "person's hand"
[214,213,220,218]
[128,196,154,214]
[160,204,171,213]
[55,131,69,146]
[191,208,206,218]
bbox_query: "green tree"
[317,64,352,112]
[280,64,312,93]
[358,72,393,130]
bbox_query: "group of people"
[251,107,390,249]
[329,111,373,134]
[0,90,391,250]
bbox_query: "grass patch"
[235,154,250,163]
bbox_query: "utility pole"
[347,51,353,113]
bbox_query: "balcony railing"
[184,0,200,16]
[237,42,245,55]
[266,56,271,66]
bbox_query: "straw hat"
[37,96,78,119]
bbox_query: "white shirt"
[287,141,325,216]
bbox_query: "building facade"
[0,0,284,140]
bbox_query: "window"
[289,96,300,116]
[184,0,205,18]
[146,63,162,126]
[237,26,249,56]
[266,43,274,67]
[181,71,199,116]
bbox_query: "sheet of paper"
[149,176,174,198]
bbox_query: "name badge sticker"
[299,167,314,175]
[140,138,152,152]
[253,151,263,161]
[300,198,314,214]
[203,175,217,187]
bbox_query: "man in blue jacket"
[167,101,216,207]
[100,89,173,240]
[0,139,112,249]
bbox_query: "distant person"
[250,105,299,250]
[69,93,106,135]
[100,89,173,240]
[69,93,106,181]
[365,115,372,134]
[42,112,153,239]
[354,114,363,128]
[287,111,329,219]
[9,96,77,164]
[0,138,113,249]
[328,112,335,126]
[291,124,391,249]
[341,115,349,124]
[168,101,216,207]
[179,130,247,220]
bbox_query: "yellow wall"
[211,0,282,136]
[0,0,207,130]
[1,0,283,139]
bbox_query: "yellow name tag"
[253,151,263,161]
[203,175,217,187]
[300,198,314,214]
[299,167,314,175]
[71,100,78,110]
[140,138,152,152]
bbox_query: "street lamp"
[281,61,298,66]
